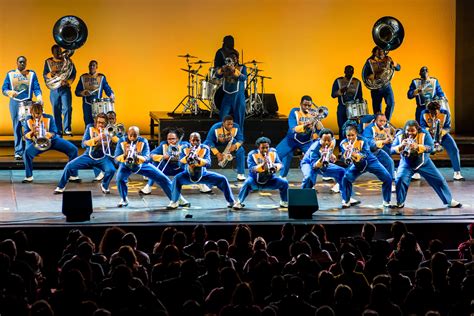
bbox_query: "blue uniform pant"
[301,163,348,202]
[50,87,72,134]
[24,138,78,178]
[220,91,246,133]
[93,157,117,177]
[375,149,394,179]
[395,159,452,205]
[276,137,312,177]
[117,163,172,201]
[58,155,116,189]
[171,171,235,203]
[9,99,24,155]
[371,85,395,121]
[82,101,93,128]
[337,103,348,136]
[342,160,392,203]
[441,134,461,172]
[146,161,182,187]
[238,176,289,203]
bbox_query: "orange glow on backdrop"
[0,0,455,135]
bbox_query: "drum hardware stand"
[245,61,265,118]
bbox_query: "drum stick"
[16,89,26,95]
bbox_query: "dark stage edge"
[0,168,473,228]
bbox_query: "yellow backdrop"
[0,0,455,135]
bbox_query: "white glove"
[36,94,43,105]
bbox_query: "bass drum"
[346,99,369,119]
[18,100,33,121]
[92,98,115,117]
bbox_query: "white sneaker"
[199,184,212,193]
[237,174,246,181]
[178,196,191,207]
[349,198,361,206]
[93,172,104,182]
[322,177,333,182]
[342,200,351,208]
[227,202,234,208]
[330,183,340,193]
[54,187,65,194]
[69,176,82,183]
[143,176,149,181]
[139,185,152,195]
[280,200,289,208]
[448,199,462,208]
[280,176,287,180]
[382,201,392,207]
[391,183,396,193]
[118,198,129,207]
[100,184,110,194]
[22,176,34,183]
[166,201,179,209]
[411,173,421,180]
[233,201,244,210]
[453,172,465,181]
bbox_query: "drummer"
[2,56,43,160]
[331,65,363,137]
[75,60,115,127]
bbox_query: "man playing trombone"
[115,126,182,207]
[23,102,78,183]
[54,113,116,194]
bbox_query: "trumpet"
[343,139,355,165]
[218,136,234,168]
[33,118,51,151]
[158,136,183,171]
[321,145,333,168]
[401,136,415,157]
[186,145,199,165]
[432,119,444,153]
[263,152,277,174]
[125,141,137,165]
[306,105,329,131]
[106,123,125,138]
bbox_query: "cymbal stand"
[245,63,264,118]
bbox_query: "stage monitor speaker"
[62,191,93,222]
[288,188,318,219]
[263,93,278,115]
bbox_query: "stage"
[1,167,472,228]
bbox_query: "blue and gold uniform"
[237,148,288,204]
[75,72,114,126]
[23,113,77,179]
[57,124,116,190]
[115,136,173,203]
[331,76,363,133]
[420,109,461,173]
[300,140,347,200]
[340,136,392,204]
[170,144,234,205]
[204,121,245,175]
[149,141,189,176]
[362,121,395,179]
[407,76,444,123]
[43,56,76,135]
[391,129,454,206]
[276,107,321,177]
[2,68,42,156]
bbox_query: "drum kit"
[171,53,271,117]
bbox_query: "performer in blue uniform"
[420,101,464,181]
[114,126,181,207]
[331,65,363,135]
[391,120,462,208]
[300,129,346,198]
[213,35,235,111]
[43,45,76,136]
[340,121,393,208]
[54,113,115,194]
[216,50,247,133]
[75,60,115,127]
[407,66,445,123]
[167,132,235,209]
[2,56,43,159]
[363,46,400,121]
[23,103,78,183]
[362,113,395,186]
[204,115,246,181]
[233,137,288,209]
[276,95,324,178]
[139,127,188,195]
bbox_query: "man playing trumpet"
[54,113,116,194]
[23,102,78,183]
[420,101,464,181]
[233,137,288,210]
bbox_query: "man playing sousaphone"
[363,46,401,121]
[43,44,76,136]
[420,101,464,181]
[75,60,115,127]
[23,102,78,183]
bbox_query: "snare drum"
[92,98,115,117]
[199,80,220,100]
[18,100,33,121]
[346,99,369,119]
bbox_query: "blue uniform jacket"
[391,130,434,170]
[115,136,150,171]
[331,76,363,105]
[301,139,336,171]
[216,65,247,94]
[23,114,58,142]
[340,136,376,171]
[179,144,211,181]
[205,122,244,154]
[75,73,114,105]
[248,148,282,184]
[2,69,42,101]
[407,77,445,106]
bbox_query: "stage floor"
[0,167,473,227]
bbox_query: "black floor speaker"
[288,188,319,219]
[62,191,93,222]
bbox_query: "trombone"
[98,128,112,157]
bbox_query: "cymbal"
[180,68,204,77]
[192,60,210,64]
[178,53,197,58]
[244,60,263,64]
[256,75,272,79]
[248,68,263,72]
